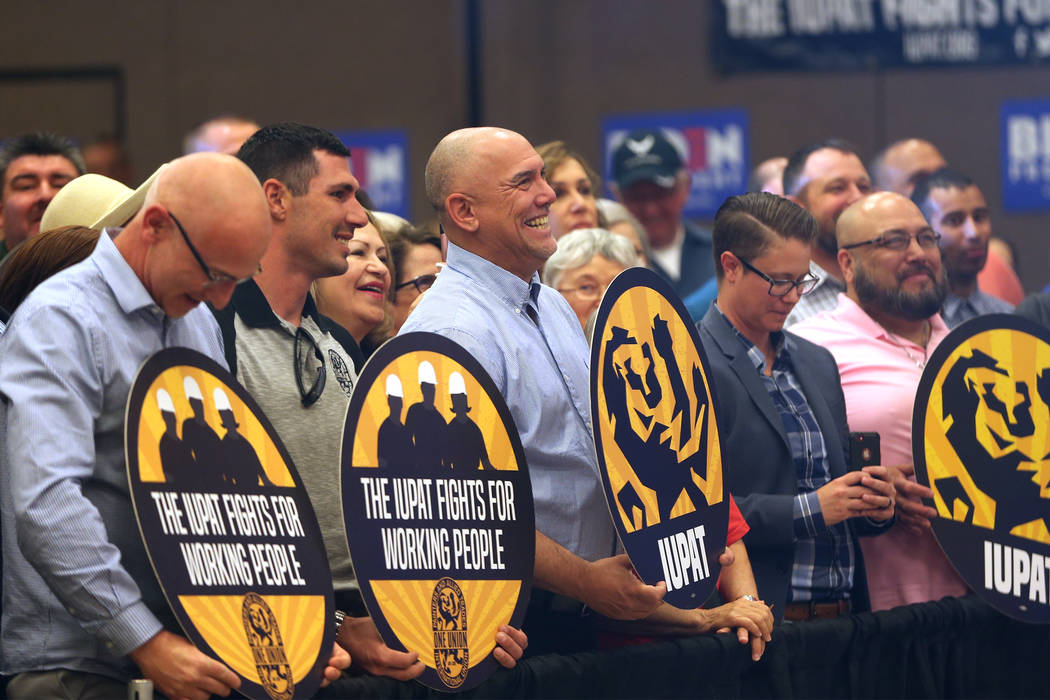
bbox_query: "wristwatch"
[334,609,346,632]
[741,595,757,602]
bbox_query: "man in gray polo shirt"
[217,121,384,663]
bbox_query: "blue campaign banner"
[1001,98,1050,212]
[331,130,410,220]
[602,110,749,220]
[713,2,1050,73]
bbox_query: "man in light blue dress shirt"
[0,154,349,699]
[401,127,773,656]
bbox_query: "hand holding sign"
[337,615,423,681]
[320,643,351,687]
[491,625,528,668]
[130,630,241,700]
[584,554,668,620]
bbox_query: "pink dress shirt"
[792,294,969,611]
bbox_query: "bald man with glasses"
[792,192,968,612]
[697,192,896,623]
[0,153,350,699]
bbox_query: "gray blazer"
[698,305,883,620]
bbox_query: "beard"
[853,258,948,321]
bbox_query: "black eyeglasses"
[395,273,437,294]
[840,230,941,251]
[294,327,326,407]
[169,212,261,288]
[739,257,819,298]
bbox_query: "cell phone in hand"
[849,431,880,468]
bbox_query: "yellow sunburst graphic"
[351,351,518,471]
[924,327,1050,544]
[136,367,294,486]
[178,594,324,683]
[368,579,520,671]
[595,287,722,533]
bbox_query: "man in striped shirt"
[782,139,874,327]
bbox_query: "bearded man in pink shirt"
[793,192,970,611]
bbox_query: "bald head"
[121,152,271,317]
[425,127,529,212]
[139,153,270,264]
[836,191,946,323]
[145,152,267,233]
[836,191,924,247]
[872,139,947,195]
[425,127,555,280]
[749,156,788,195]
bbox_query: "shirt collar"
[228,278,323,330]
[714,302,790,372]
[649,223,686,277]
[93,228,165,317]
[445,241,542,313]
[941,291,968,321]
[832,294,948,347]
[809,260,845,293]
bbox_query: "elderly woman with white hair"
[543,227,638,333]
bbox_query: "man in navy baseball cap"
[611,129,714,299]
